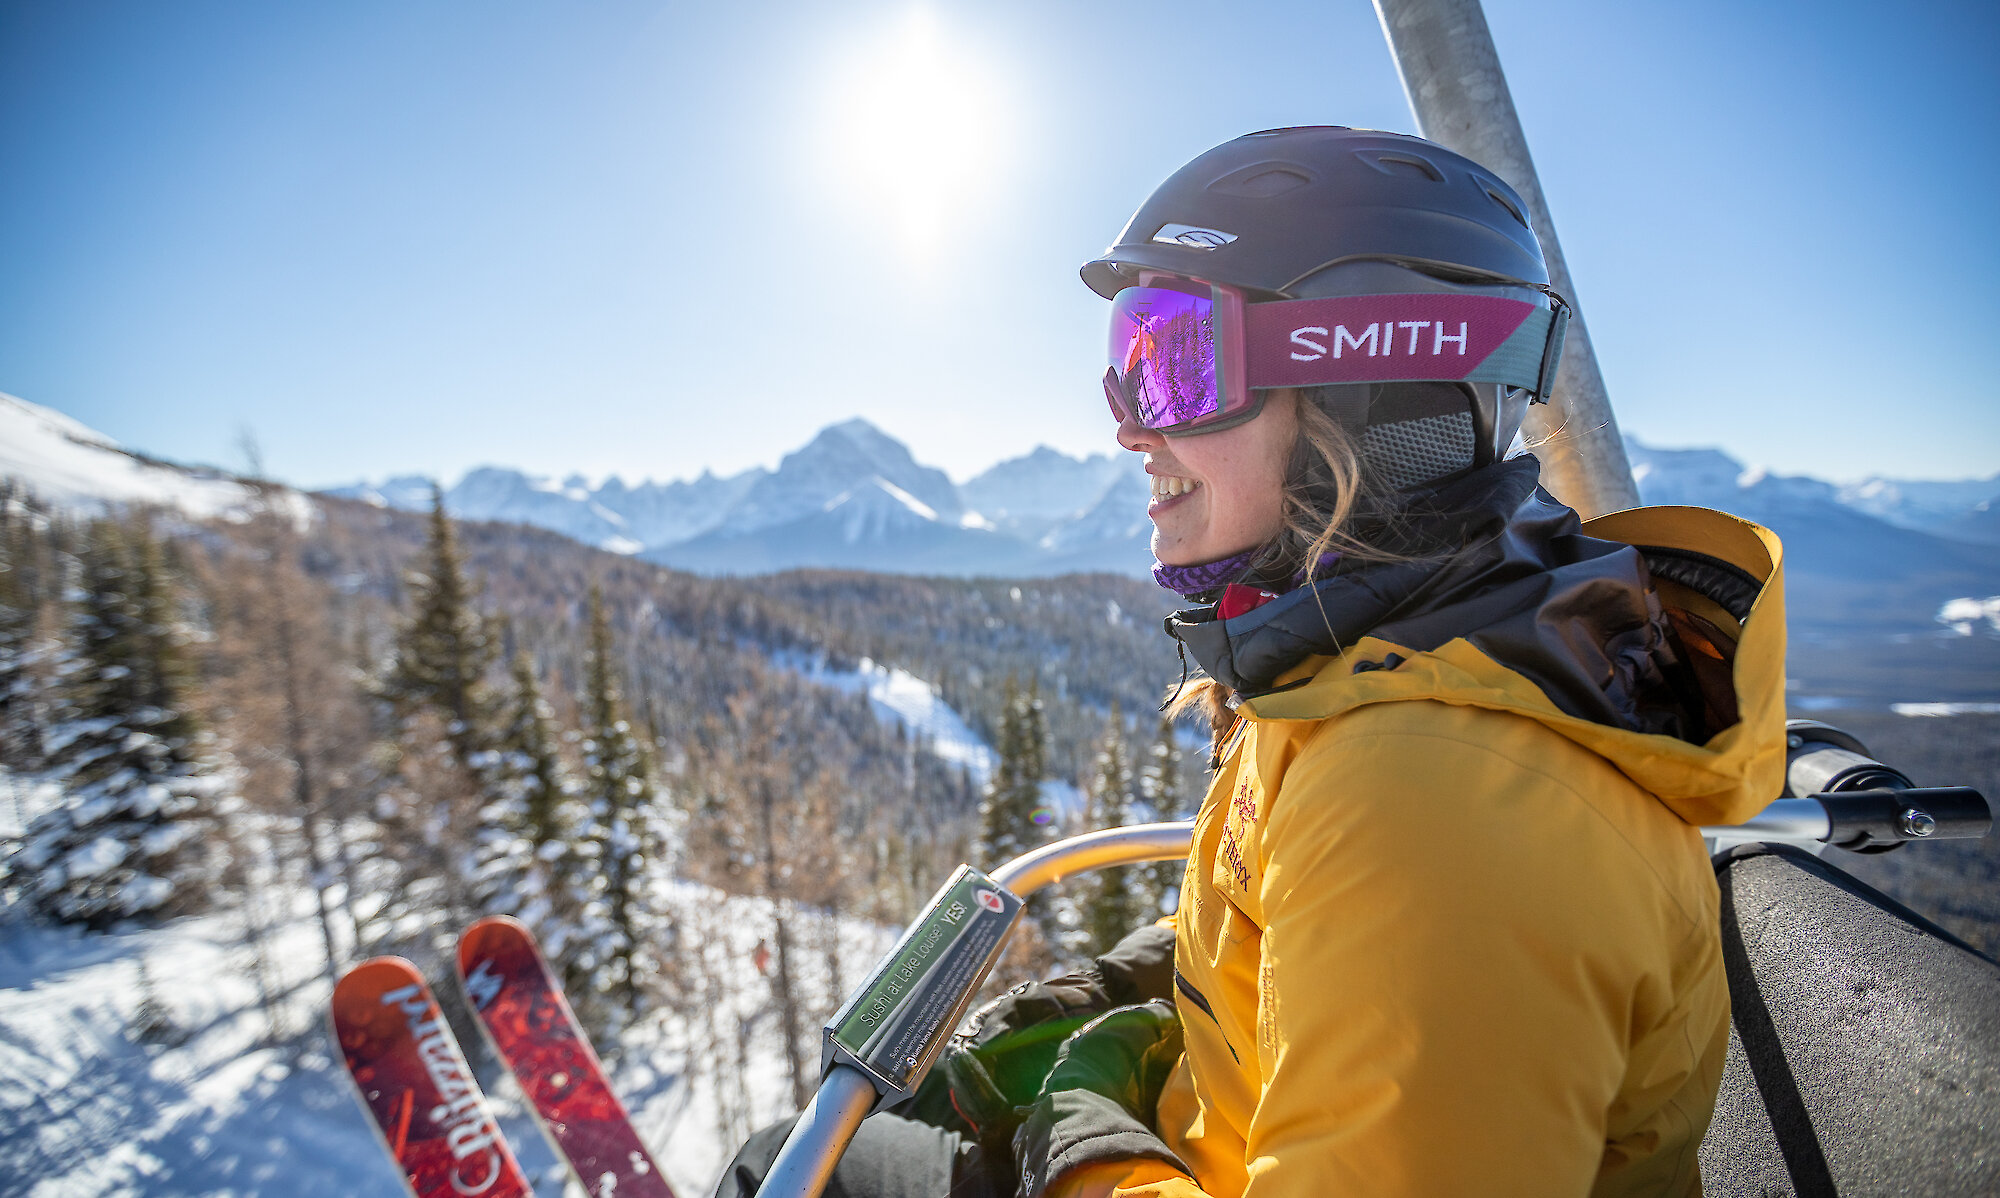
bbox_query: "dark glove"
[1012,1000,1189,1198]
[897,924,1177,1144]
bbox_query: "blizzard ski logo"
[1288,320,1470,361]
[461,958,503,1011]
[380,983,508,1195]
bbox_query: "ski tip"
[462,913,530,937]
[332,957,424,1004]
[456,914,540,981]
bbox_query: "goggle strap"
[1533,301,1569,402]
[1243,293,1561,394]
[1456,307,1558,392]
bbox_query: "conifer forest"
[0,480,1221,1183]
[4,477,1998,1195]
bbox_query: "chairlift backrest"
[1699,843,2000,1196]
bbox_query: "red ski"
[329,957,532,1198]
[458,915,675,1198]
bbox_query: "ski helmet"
[1084,126,1567,490]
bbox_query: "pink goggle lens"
[1105,285,1225,430]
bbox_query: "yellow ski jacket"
[1070,497,1786,1198]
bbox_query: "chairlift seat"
[1698,843,2000,1196]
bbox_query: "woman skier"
[719,125,1787,1198]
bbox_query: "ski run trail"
[0,770,900,1197]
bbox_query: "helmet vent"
[1483,188,1529,229]
[1359,152,1444,183]
[1207,164,1312,198]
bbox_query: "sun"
[820,9,1013,256]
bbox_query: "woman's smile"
[1120,391,1297,566]
[1147,471,1202,511]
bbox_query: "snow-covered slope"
[796,656,998,784]
[0,766,899,1198]
[1937,595,2000,636]
[0,393,280,520]
[595,470,764,549]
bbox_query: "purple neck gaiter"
[1154,549,1343,601]
[1153,550,1256,600]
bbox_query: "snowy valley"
[0,399,1195,1196]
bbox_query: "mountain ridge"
[320,419,2000,585]
[5,393,1997,625]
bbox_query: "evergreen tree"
[1081,710,1140,955]
[977,676,1049,868]
[1135,713,1188,918]
[0,487,58,772]
[384,490,496,761]
[979,676,1068,955]
[471,647,575,919]
[574,588,677,1036]
[9,519,230,928]
[372,490,502,941]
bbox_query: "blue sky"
[3,0,1996,489]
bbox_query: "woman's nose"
[1116,411,1163,453]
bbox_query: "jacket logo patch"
[1219,775,1256,891]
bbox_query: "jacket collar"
[1165,458,1540,694]
[1164,457,1705,738]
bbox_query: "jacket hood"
[1167,460,1788,827]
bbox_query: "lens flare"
[820,9,1014,257]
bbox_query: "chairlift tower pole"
[1374,0,1640,519]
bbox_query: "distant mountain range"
[6,389,1999,649]
[324,418,1156,578]
[317,418,2000,603]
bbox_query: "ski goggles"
[1104,276,1569,435]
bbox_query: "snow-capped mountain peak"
[715,418,962,538]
